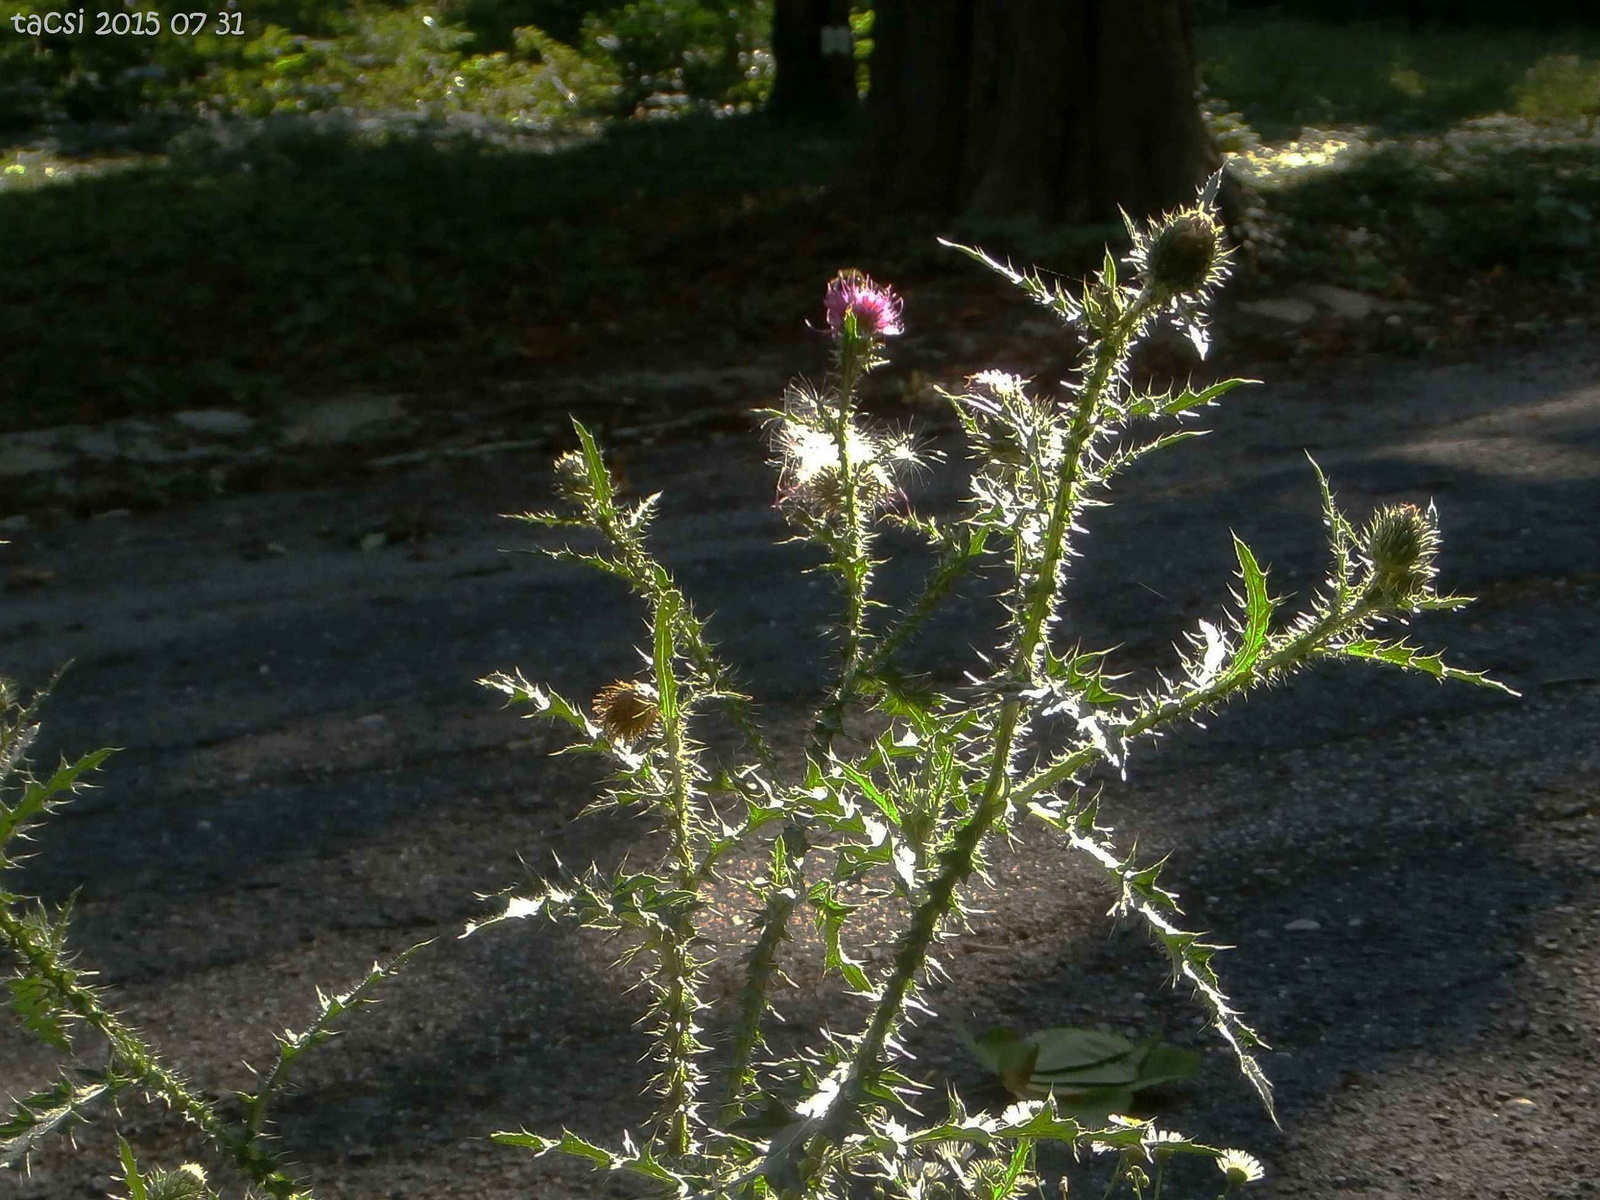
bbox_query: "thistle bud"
[1362,503,1439,606]
[551,450,592,503]
[1145,212,1222,297]
[591,680,661,742]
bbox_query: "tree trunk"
[768,0,858,124]
[868,0,1220,223]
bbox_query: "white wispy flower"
[1216,1149,1265,1184]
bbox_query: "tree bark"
[868,0,1220,223]
[768,0,857,124]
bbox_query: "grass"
[0,115,901,431]
[2,13,1599,437]
[1196,13,1600,140]
[1199,15,1600,307]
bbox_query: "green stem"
[1013,594,1380,809]
[718,885,796,1124]
[0,907,288,1190]
[810,295,1152,1158]
[655,618,705,1158]
[597,507,776,772]
[809,349,872,762]
[857,529,988,686]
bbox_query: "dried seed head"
[773,415,895,517]
[591,680,661,742]
[552,450,593,503]
[1146,212,1222,297]
[1363,503,1440,606]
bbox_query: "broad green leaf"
[1129,1041,1203,1090]
[1028,1027,1134,1073]
[961,1025,1040,1096]
[1029,1059,1139,1088]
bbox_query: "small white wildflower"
[1216,1149,1265,1185]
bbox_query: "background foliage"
[2,2,1598,445]
[0,0,774,129]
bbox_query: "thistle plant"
[0,173,1517,1200]
[468,172,1516,1199]
[0,663,429,1198]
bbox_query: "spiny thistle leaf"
[243,940,431,1140]
[1306,453,1359,602]
[0,1071,126,1167]
[0,721,40,789]
[479,670,595,736]
[1095,428,1210,485]
[835,760,900,826]
[0,747,117,861]
[1222,534,1276,685]
[1030,802,1277,1126]
[807,882,874,996]
[6,974,75,1051]
[493,1127,611,1164]
[1125,376,1257,420]
[654,591,681,727]
[885,1096,1087,1151]
[3,896,84,1050]
[934,240,1077,324]
[1337,638,1520,695]
[571,420,618,511]
[492,1126,684,1188]
[545,545,633,580]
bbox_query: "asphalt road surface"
[2,333,1597,1199]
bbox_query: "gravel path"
[1,332,1596,1199]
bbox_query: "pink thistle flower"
[824,269,904,340]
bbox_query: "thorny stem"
[719,884,797,1124]
[809,295,1152,1159]
[586,459,777,1137]
[727,341,877,1122]
[593,496,777,774]
[1014,592,1382,809]
[858,531,988,686]
[809,348,872,763]
[654,601,707,1158]
[0,906,291,1193]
